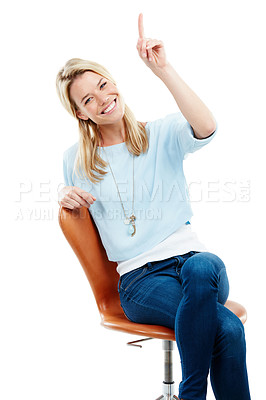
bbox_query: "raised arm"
[136,13,216,139]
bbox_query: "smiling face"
[69,70,125,125]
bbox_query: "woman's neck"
[97,120,125,147]
[97,121,147,147]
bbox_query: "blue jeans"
[117,251,251,400]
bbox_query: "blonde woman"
[56,13,251,400]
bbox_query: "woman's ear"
[76,110,89,121]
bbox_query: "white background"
[2,0,265,398]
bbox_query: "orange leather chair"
[58,206,247,400]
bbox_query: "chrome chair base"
[155,384,179,400]
[155,340,179,400]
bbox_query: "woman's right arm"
[58,186,96,210]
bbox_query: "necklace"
[100,143,136,237]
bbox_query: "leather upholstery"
[58,206,247,341]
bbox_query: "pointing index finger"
[138,13,145,38]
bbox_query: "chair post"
[155,340,179,400]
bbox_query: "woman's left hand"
[136,13,168,72]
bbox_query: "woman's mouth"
[101,98,117,115]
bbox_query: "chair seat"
[101,300,247,341]
[101,311,176,340]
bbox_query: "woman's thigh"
[119,260,183,329]
[118,251,196,328]
[118,251,229,329]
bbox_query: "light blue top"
[63,112,217,261]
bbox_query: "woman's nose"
[97,94,110,105]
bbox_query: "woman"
[56,13,251,400]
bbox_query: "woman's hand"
[136,13,168,72]
[58,186,96,210]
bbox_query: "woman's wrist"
[150,61,172,78]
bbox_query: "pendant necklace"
[101,144,136,237]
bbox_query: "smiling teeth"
[103,100,116,113]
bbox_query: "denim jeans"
[117,251,251,400]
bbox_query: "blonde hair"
[56,58,149,184]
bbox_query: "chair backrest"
[58,206,122,318]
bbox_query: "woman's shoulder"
[63,142,78,162]
[140,122,147,127]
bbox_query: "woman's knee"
[181,252,226,286]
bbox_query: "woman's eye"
[100,82,107,89]
[85,97,92,105]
